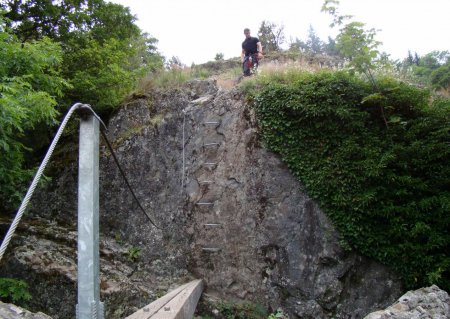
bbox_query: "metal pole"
[76,111,104,319]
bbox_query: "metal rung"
[196,202,214,206]
[199,180,213,184]
[204,121,220,125]
[204,223,222,227]
[203,162,217,166]
[202,248,221,252]
[203,142,220,147]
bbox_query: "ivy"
[254,70,450,290]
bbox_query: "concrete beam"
[126,279,204,319]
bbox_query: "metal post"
[76,111,104,319]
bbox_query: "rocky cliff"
[0,80,404,318]
[364,285,450,319]
[2,284,448,319]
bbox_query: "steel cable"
[0,103,164,263]
[100,129,163,230]
[0,103,84,262]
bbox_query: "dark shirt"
[242,37,259,56]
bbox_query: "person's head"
[244,28,251,38]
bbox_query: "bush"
[254,70,450,290]
[0,278,32,303]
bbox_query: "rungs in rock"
[202,248,221,252]
[203,142,220,147]
[203,162,217,166]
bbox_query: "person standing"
[241,28,263,76]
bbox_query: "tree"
[215,52,224,61]
[1,0,103,42]
[257,20,284,53]
[289,37,307,52]
[1,0,164,114]
[406,50,414,66]
[324,36,340,56]
[411,51,450,89]
[166,56,184,69]
[0,17,67,209]
[305,25,324,55]
[322,0,382,86]
[430,62,450,90]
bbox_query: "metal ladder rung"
[203,162,217,166]
[203,142,220,147]
[204,223,222,227]
[196,202,214,206]
[204,121,220,125]
[199,180,213,185]
[202,248,221,252]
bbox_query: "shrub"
[0,278,32,303]
[254,69,450,290]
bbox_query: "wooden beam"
[125,279,204,319]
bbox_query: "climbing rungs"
[202,248,221,252]
[203,142,220,147]
[203,162,217,166]
[204,121,220,125]
[196,202,214,206]
[204,223,222,227]
[199,180,213,185]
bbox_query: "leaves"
[0,19,67,209]
[254,69,450,291]
[0,278,32,303]
[257,20,285,53]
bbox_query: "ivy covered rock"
[254,70,450,291]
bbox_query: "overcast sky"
[108,0,449,66]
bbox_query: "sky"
[108,0,450,66]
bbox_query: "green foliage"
[216,301,267,319]
[0,21,66,208]
[253,69,450,291]
[59,2,163,115]
[215,53,225,61]
[142,69,190,90]
[399,51,450,89]
[305,25,324,55]
[137,65,214,92]
[257,21,284,53]
[267,309,287,319]
[1,0,139,43]
[336,22,381,73]
[322,0,385,85]
[2,0,164,115]
[64,37,141,115]
[127,246,141,262]
[430,61,450,90]
[0,1,164,209]
[0,278,32,303]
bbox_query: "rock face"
[364,285,450,319]
[0,301,52,319]
[0,80,404,318]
